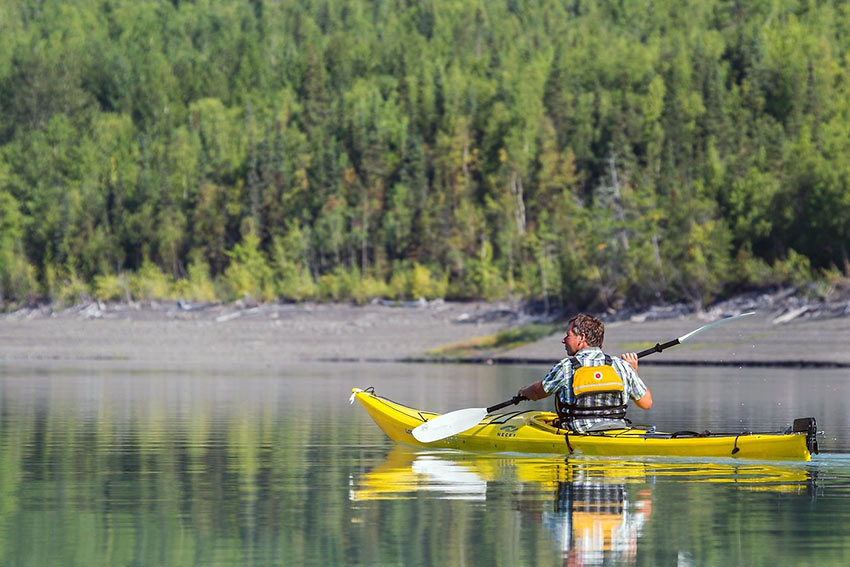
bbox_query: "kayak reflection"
[352,446,815,500]
[351,447,816,563]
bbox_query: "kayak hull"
[352,388,816,461]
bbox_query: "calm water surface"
[1,363,850,566]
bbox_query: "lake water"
[1,362,849,566]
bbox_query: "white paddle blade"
[412,407,488,443]
[678,312,755,343]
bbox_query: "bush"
[46,265,90,306]
[0,255,38,307]
[129,259,174,300]
[732,246,774,288]
[174,256,218,302]
[410,263,447,299]
[93,273,127,302]
[271,229,318,301]
[387,268,408,299]
[0,190,39,306]
[223,232,276,302]
[386,261,447,300]
[317,269,344,301]
[772,249,812,288]
[351,273,389,304]
[278,266,318,301]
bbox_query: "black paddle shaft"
[487,395,527,413]
[636,338,680,359]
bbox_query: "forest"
[1,0,849,311]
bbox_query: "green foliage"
[315,265,390,304]
[731,246,775,289]
[0,190,38,305]
[359,275,390,302]
[772,249,814,289]
[174,254,218,302]
[223,231,275,302]
[491,323,562,351]
[129,259,174,301]
[271,227,318,301]
[45,265,90,307]
[2,0,849,309]
[427,322,561,359]
[92,273,127,302]
[387,262,447,301]
[410,263,447,300]
[460,240,507,301]
[277,267,319,302]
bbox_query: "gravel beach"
[0,301,512,372]
[2,294,850,373]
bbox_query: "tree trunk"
[510,171,526,235]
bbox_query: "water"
[1,363,850,566]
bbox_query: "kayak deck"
[351,387,818,461]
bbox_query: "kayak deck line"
[351,387,819,462]
[350,386,433,424]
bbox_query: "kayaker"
[516,313,652,432]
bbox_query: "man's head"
[561,313,604,355]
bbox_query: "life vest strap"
[556,399,628,419]
[560,403,628,412]
[561,408,627,419]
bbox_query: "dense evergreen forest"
[1,0,849,311]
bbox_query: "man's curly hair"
[568,313,604,347]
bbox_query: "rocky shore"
[2,288,850,372]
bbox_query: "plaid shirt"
[541,347,648,433]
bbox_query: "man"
[517,313,652,432]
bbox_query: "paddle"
[411,312,755,443]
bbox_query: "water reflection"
[351,448,819,565]
[546,479,650,565]
[350,449,487,501]
[3,367,850,566]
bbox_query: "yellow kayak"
[351,387,819,461]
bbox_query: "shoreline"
[318,356,850,369]
[2,290,850,373]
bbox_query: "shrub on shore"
[93,273,128,302]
